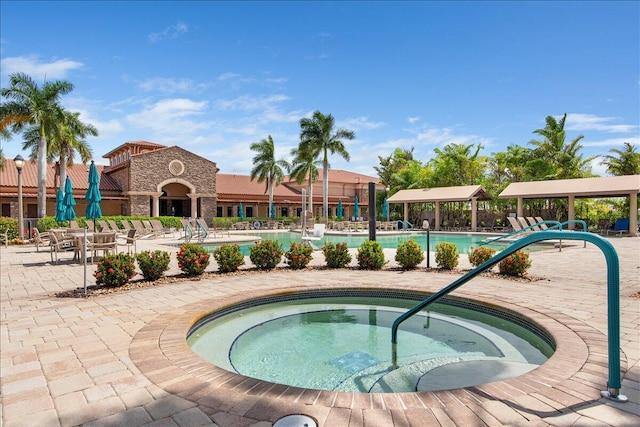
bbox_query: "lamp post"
[14,155,25,240]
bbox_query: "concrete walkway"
[1,233,638,426]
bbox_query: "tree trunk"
[37,135,47,218]
[323,161,329,220]
[59,154,67,198]
[307,175,313,216]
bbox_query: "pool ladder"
[391,230,627,402]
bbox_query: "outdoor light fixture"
[14,155,25,240]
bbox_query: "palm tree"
[299,111,355,219]
[289,144,321,216]
[249,135,290,217]
[22,110,97,191]
[600,142,640,176]
[529,114,595,179]
[1,72,74,217]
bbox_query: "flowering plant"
[249,239,283,270]
[285,242,313,269]
[95,253,136,287]
[468,246,497,268]
[499,250,531,277]
[356,240,386,270]
[177,243,210,276]
[213,244,245,273]
[136,250,170,281]
[321,242,352,268]
[435,242,459,270]
[395,239,424,270]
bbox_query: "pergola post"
[630,191,638,235]
[471,197,478,231]
[435,201,441,231]
[568,195,576,230]
[517,197,524,218]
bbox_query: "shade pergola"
[499,175,640,233]
[387,185,491,231]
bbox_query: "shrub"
[499,250,531,277]
[285,242,313,269]
[136,250,170,281]
[468,246,497,268]
[435,242,459,270]
[357,240,386,270]
[95,253,136,287]
[249,239,283,270]
[177,243,210,276]
[36,216,62,232]
[0,217,19,241]
[213,244,245,273]
[395,239,425,270]
[322,242,352,268]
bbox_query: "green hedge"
[35,215,183,231]
[0,217,19,241]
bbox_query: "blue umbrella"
[383,198,389,220]
[55,188,66,223]
[238,202,245,221]
[353,196,359,220]
[85,161,102,227]
[270,202,276,219]
[337,199,343,220]
[62,176,77,221]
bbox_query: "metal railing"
[390,230,626,401]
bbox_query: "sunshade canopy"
[499,175,640,199]
[387,185,491,203]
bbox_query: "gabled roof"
[284,169,380,185]
[217,174,300,197]
[102,140,167,159]
[499,175,640,199]
[387,185,491,203]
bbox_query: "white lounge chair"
[301,224,326,250]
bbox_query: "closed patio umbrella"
[337,199,343,220]
[238,203,244,221]
[383,198,389,220]
[85,160,102,229]
[270,203,275,219]
[62,176,77,221]
[353,196,359,220]
[55,188,66,223]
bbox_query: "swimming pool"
[187,290,554,393]
[202,231,509,255]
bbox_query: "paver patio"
[1,232,638,426]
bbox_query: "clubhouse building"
[1,140,382,226]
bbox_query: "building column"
[471,197,478,232]
[568,195,575,230]
[403,202,409,222]
[435,201,441,231]
[630,191,638,235]
[151,192,162,217]
[188,194,198,218]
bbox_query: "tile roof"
[499,175,640,199]
[217,174,300,197]
[284,169,379,185]
[0,159,122,195]
[102,140,167,158]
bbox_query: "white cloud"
[214,94,289,112]
[138,77,201,94]
[148,21,188,43]
[0,55,83,80]
[565,113,637,134]
[125,98,212,135]
[339,116,385,132]
[582,136,640,148]
[407,116,420,124]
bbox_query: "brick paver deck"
[1,232,638,426]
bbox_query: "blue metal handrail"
[183,223,194,243]
[398,220,413,231]
[391,230,626,400]
[195,221,209,242]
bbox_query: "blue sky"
[1,1,638,177]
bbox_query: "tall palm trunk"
[322,157,329,219]
[268,174,273,216]
[58,153,68,197]
[37,135,47,218]
[307,175,314,216]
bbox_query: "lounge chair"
[607,218,629,236]
[69,220,80,229]
[107,220,125,235]
[301,224,326,250]
[130,220,152,238]
[97,219,111,232]
[507,216,525,233]
[526,217,542,231]
[534,217,550,231]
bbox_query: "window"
[296,207,302,217]
[246,206,254,217]
[1,203,10,217]
[281,207,289,217]
[226,206,233,217]
[216,206,223,217]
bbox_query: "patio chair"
[49,230,75,263]
[117,229,138,254]
[606,218,629,236]
[594,219,611,235]
[87,232,117,262]
[33,228,50,252]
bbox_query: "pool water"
[203,231,508,255]
[188,296,553,392]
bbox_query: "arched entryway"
[158,182,191,217]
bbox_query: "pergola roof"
[499,175,640,199]
[387,185,491,203]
